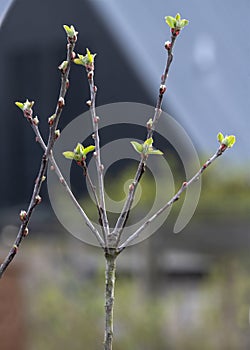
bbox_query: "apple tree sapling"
[0,14,235,350]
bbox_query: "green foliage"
[74,49,96,67]
[27,271,168,350]
[63,24,78,38]
[26,254,250,350]
[165,13,189,29]
[15,99,34,111]
[130,141,143,154]
[217,132,236,148]
[130,137,163,156]
[63,143,95,162]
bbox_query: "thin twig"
[81,163,105,230]
[147,32,177,137]
[50,156,105,248]
[112,31,179,246]
[118,146,226,251]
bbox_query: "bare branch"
[112,31,179,246]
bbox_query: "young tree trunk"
[104,250,117,350]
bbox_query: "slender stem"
[82,163,100,209]
[113,159,145,246]
[82,162,107,244]
[0,35,76,278]
[50,155,105,248]
[118,146,226,251]
[147,32,177,137]
[104,250,117,350]
[87,69,110,245]
[113,31,179,246]
[46,38,75,152]
[0,152,47,277]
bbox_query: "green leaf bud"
[217,132,224,144]
[165,16,176,28]
[143,137,154,147]
[15,102,24,110]
[83,145,95,155]
[131,141,143,154]
[147,148,163,155]
[166,13,189,30]
[180,19,189,27]
[63,143,95,162]
[63,25,78,38]
[73,49,96,68]
[223,135,236,148]
[74,142,84,154]
[175,13,181,21]
[63,151,75,160]
[217,132,236,149]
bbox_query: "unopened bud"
[58,97,65,108]
[159,84,167,94]
[146,118,153,130]
[54,129,60,139]
[129,183,134,192]
[93,85,98,93]
[58,60,68,73]
[23,227,29,237]
[86,100,92,107]
[165,41,172,50]
[33,116,39,125]
[19,210,27,221]
[48,114,56,125]
[35,195,42,205]
[88,71,93,80]
[13,244,18,253]
[94,116,99,123]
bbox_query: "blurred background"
[0,0,249,349]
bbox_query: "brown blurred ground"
[0,264,25,350]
